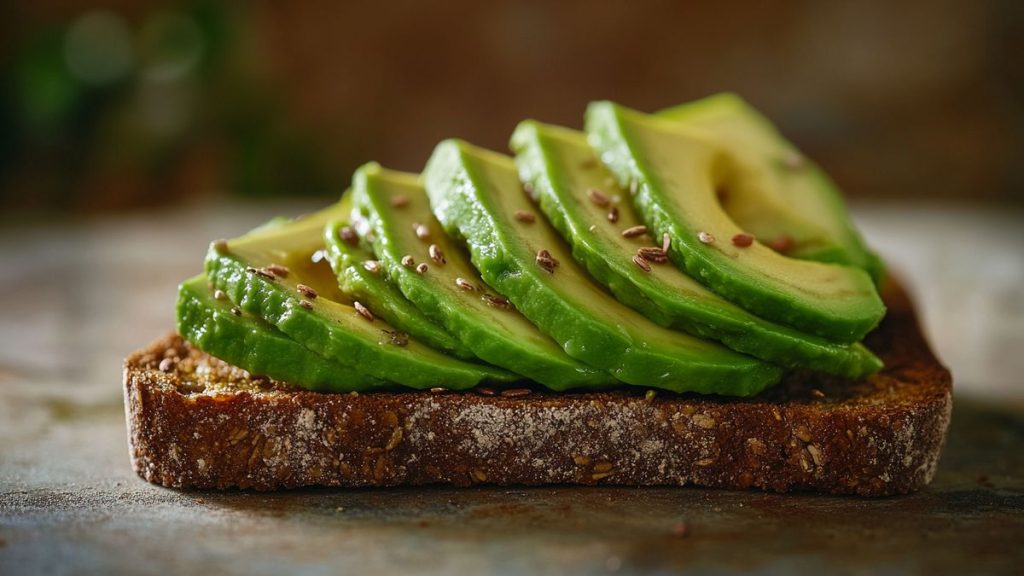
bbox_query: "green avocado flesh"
[177,275,384,390]
[510,121,882,379]
[202,204,514,390]
[350,163,612,390]
[586,101,885,343]
[656,93,884,284]
[423,139,783,395]
[322,214,475,360]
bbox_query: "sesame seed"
[632,254,652,272]
[622,225,647,238]
[588,224,597,232]
[662,232,671,253]
[428,244,446,265]
[401,255,415,268]
[587,188,610,207]
[501,388,532,398]
[455,277,475,291]
[514,210,536,224]
[354,301,374,321]
[698,231,715,244]
[482,293,510,309]
[363,260,382,274]
[297,284,318,299]
[606,207,619,223]
[476,387,497,396]
[213,239,229,254]
[158,357,175,372]
[416,263,428,274]
[311,249,327,263]
[768,235,794,253]
[213,289,226,301]
[429,387,447,394]
[390,194,410,208]
[732,233,754,248]
[299,300,313,310]
[266,263,290,278]
[230,306,242,316]
[535,249,559,273]
[338,226,359,246]
[413,223,431,240]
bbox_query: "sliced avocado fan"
[177,274,384,390]
[510,121,882,379]
[322,210,475,359]
[656,93,884,284]
[586,102,885,343]
[351,163,614,390]
[423,139,782,396]
[203,203,515,390]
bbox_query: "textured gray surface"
[1,201,1022,575]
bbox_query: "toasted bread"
[123,278,951,496]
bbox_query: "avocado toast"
[124,94,952,495]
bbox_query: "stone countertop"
[0,200,1021,575]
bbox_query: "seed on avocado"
[455,277,475,291]
[416,263,428,274]
[297,284,318,299]
[482,293,510,309]
[363,260,382,274]
[768,235,794,253]
[514,210,536,224]
[338,226,359,246]
[354,301,374,321]
[607,207,619,223]
[587,188,610,207]
[698,231,715,244]
[255,268,277,281]
[266,263,290,278]
[732,233,754,247]
[536,249,559,273]
[429,244,446,265]
[637,246,668,263]
[401,255,415,268]
[632,254,652,272]
[413,223,431,240]
[213,239,229,254]
[390,194,410,208]
[622,225,647,238]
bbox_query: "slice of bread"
[123,278,951,496]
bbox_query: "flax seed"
[297,284,318,299]
[354,301,374,321]
[401,255,415,268]
[429,244,446,265]
[482,293,510,308]
[455,277,475,291]
[732,233,754,248]
[632,254,651,272]
[536,249,559,273]
[637,246,668,263]
[587,188,610,207]
[514,210,536,223]
[622,225,647,238]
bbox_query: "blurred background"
[0,0,1022,400]
[2,0,1022,211]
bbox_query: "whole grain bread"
[123,278,952,496]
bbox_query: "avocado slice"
[586,102,885,343]
[322,215,475,360]
[423,139,782,395]
[177,274,385,390]
[204,203,515,390]
[656,93,884,283]
[510,121,882,379]
[350,163,613,390]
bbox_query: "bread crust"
[124,279,952,495]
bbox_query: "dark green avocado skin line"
[173,95,886,395]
